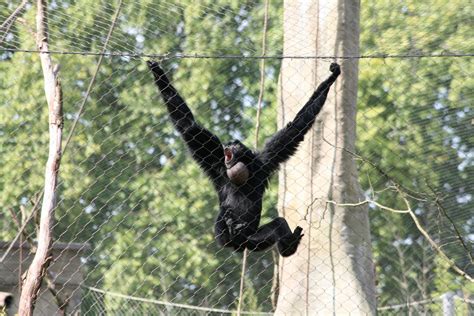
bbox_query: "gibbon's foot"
[330,62,341,76]
[293,226,303,238]
[278,226,304,257]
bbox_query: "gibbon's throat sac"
[226,162,249,185]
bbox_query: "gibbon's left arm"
[259,63,341,173]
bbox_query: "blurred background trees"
[0,0,472,313]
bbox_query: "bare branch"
[401,191,474,283]
[62,0,124,154]
[0,0,29,45]
[253,0,269,150]
[0,194,41,263]
[44,276,69,315]
[321,125,428,200]
[18,0,64,314]
[238,2,270,315]
[12,213,70,315]
[321,136,473,283]
[14,17,37,39]
[325,199,409,213]
[427,184,473,263]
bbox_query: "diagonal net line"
[1,1,473,315]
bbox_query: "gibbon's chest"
[219,182,263,211]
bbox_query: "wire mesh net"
[0,0,472,315]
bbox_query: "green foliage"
[359,0,473,310]
[1,0,471,313]
[0,0,283,312]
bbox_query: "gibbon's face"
[224,140,251,185]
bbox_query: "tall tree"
[275,1,376,314]
[1,1,283,312]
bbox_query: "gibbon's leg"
[246,217,303,257]
[215,210,232,247]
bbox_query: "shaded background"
[0,0,472,314]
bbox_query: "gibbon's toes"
[293,226,303,237]
[330,62,341,75]
[279,229,304,257]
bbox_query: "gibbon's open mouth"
[224,148,233,163]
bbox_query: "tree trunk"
[275,0,376,314]
[18,0,63,315]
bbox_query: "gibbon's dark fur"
[148,61,340,257]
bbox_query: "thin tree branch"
[238,2,270,315]
[400,191,473,282]
[62,0,124,154]
[237,253,248,316]
[321,126,428,200]
[427,184,473,263]
[18,0,64,314]
[44,276,69,315]
[253,0,269,150]
[325,199,410,213]
[0,0,29,45]
[321,136,473,283]
[16,17,37,38]
[13,211,69,314]
[0,194,41,263]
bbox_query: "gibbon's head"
[223,140,254,185]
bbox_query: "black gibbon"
[148,61,340,256]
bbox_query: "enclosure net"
[0,0,472,315]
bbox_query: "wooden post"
[275,0,377,314]
[18,0,63,314]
